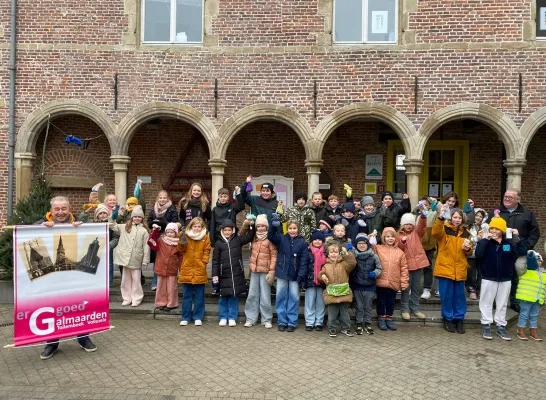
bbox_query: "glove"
[91,183,103,192]
[343,184,352,198]
[368,271,376,279]
[341,219,349,227]
[266,271,275,285]
[246,182,253,192]
[346,243,353,251]
[369,236,377,246]
[179,233,188,245]
[276,203,284,214]
[271,213,281,228]
[152,224,160,230]
[296,276,305,287]
[422,210,429,217]
[357,219,367,227]
[246,213,256,221]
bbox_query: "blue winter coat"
[349,249,382,290]
[268,226,309,281]
[300,248,325,289]
[475,236,527,282]
[340,215,369,243]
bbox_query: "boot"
[454,319,465,334]
[385,316,397,331]
[378,316,388,331]
[529,328,543,341]
[443,319,456,333]
[516,326,528,341]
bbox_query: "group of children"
[80,179,545,341]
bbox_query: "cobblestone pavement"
[0,306,545,400]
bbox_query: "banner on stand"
[13,223,109,347]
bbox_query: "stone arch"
[313,102,418,158]
[217,104,314,160]
[116,102,218,156]
[520,107,546,159]
[416,102,520,159]
[16,99,117,155]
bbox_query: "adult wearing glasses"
[493,189,540,313]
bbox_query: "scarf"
[255,230,268,241]
[154,200,172,218]
[161,235,179,246]
[311,246,326,286]
[187,228,207,241]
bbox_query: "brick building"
[2,0,546,247]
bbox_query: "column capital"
[503,158,526,172]
[110,155,131,171]
[304,159,323,168]
[208,158,227,175]
[403,158,424,175]
[14,152,36,161]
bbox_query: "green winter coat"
[281,205,316,242]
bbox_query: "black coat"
[340,215,369,243]
[349,249,381,289]
[380,199,410,230]
[147,205,179,232]
[301,248,324,289]
[211,228,255,297]
[309,203,328,229]
[209,196,245,245]
[475,236,527,282]
[180,199,211,228]
[493,204,540,250]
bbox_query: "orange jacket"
[178,230,211,285]
[249,237,277,273]
[374,228,409,291]
[432,218,472,281]
[398,215,429,271]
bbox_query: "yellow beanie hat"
[126,197,138,206]
[489,217,507,234]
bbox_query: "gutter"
[8,0,17,219]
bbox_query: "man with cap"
[279,192,316,242]
[241,175,279,226]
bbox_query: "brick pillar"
[110,155,131,206]
[403,158,424,207]
[209,158,227,205]
[15,153,36,200]
[504,159,526,191]
[305,159,323,199]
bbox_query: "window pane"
[429,150,441,165]
[367,0,397,42]
[143,0,171,42]
[394,182,406,195]
[442,150,455,165]
[537,1,546,38]
[442,167,455,181]
[334,0,363,42]
[176,0,203,43]
[428,166,441,181]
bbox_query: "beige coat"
[374,228,409,291]
[398,215,429,271]
[248,237,277,273]
[318,252,356,305]
[111,222,151,269]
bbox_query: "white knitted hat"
[400,213,416,227]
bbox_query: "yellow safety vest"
[516,270,546,305]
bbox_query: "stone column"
[110,155,131,206]
[503,159,526,191]
[305,159,323,199]
[403,158,424,207]
[15,152,36,200]
[209,158,227,204]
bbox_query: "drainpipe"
[8,0,17,220]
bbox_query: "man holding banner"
[12,196,109,360]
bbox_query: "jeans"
[422,249,436,290]
[327,303,351,330]
[244,271,273,324]
[438,278,467,321]
[518,300,541,328]
[275,278,300,327]
[304,287,325,327]
[47,334,90,349]
[479,279,511,326]
[510,268,520,306]
[400,269,422,313]
[181,283,205,322]
[108,247,114,286]
[353,289,375,324]
[219,296,239,320]
[376,287,397,317]
[465,258,481,293]
[152,273,158,289]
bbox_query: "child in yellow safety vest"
[515,251,545,341]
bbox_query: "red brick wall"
[411,1,528,43]
[33,115,115,213]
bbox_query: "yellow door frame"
[387,140,469,200]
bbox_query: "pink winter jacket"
[398,214,429,271]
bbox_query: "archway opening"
[127,117,211,208]
[33,115,113,213]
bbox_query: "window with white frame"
[537,0,546,39]
[142,0,203,44]
[334,0,398,44]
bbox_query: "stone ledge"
[47,175,99,189]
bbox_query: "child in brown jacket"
[318,243,357,338]
[148,223,182,311]
[374,227,409,331]
[244,214,278,329]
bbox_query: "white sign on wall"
[365,154,383,180]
